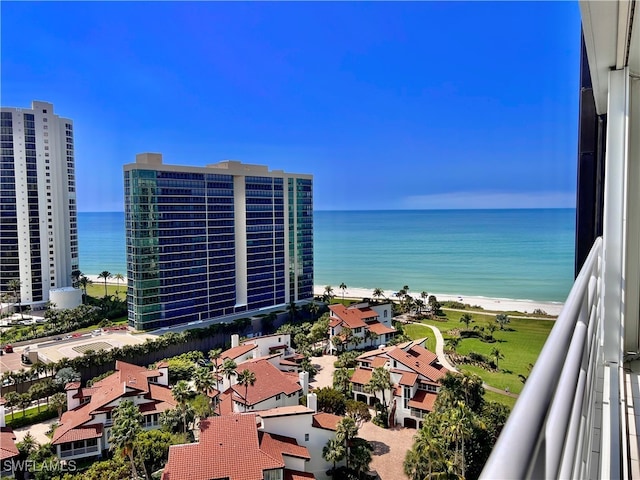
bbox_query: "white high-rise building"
[0,101,79,308]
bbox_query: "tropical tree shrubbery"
[323,416,374,479]
[403,372,510,480]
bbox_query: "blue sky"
[1,1,582,212]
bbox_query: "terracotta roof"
[279,358,300,367]
[256,405,314,418]
[356,340,416,361]
[65,382,80,391]
[350,368,373,385]
[218,392,235,416]
[408,390,438,412]
[218,344,257,364]
[53,424,103,444]
[52,361,176,445]
[371,357,387,368]
[312,412,342,431]
[387,344,447,382]
[162,415,283,480]
[230,359,301,406]
[396,371,419,386]
[367,321,396,335]
[74,386,99,399]
[285,470,316,480]
[328,305,370,329]
[259,431,311,461]
[0,428,18,461]
[156,361,170,368]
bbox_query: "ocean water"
[78,209,575,303]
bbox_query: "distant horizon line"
[78,206,577,214]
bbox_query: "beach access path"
[398,315,520,400]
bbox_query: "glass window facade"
[125,163,313,330]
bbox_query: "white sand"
[314,286,565,316]
[81,275,564,316]
[84,274,127,286]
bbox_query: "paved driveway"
[310,354,337,389]
[309,353,415,480]
[360,421,415,480]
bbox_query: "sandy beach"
[314,286,565,316]
[82,274,564,316]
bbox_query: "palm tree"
[323,438,346,475]
[3,391,20,417]
[194,367,216,406]
[460,313,473,329]
[18,393,31,417]
[420,290,429,303]
[70,269,82,287]
[335,416,359,470]
[349,438,374,477]
[323,285,334,303]
[97,270,112,297]
[7,278,22,320]
[221,358,237,389]
[491,347,505,370]
[110,399,143,479]
[50,392,67,419]
[286,301,299,323]
[78,275,92,302]
[237,369,256,412]
[365,366,392,414]
[372,288,385,302]
[339,282,347,301]
[444,401,476,479]
[113,273,125,296]
[171,380,193,433]
[332,367,352,396]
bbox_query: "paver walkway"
[13,416,58,444]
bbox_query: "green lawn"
[5,405,58,428]
[405,314,554,396]
[402,323,436,352]
[86,282,126,300]
[483,390,517,409]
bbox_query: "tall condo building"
[0,101,79,306]
[123,153,313,330]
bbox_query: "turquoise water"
[78,209,575,303]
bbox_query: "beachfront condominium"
[0,101,79,308]
[123,153,313,330]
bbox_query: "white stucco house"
[350,339,448,428]
[51,361,175,461]
[327,302,396,353]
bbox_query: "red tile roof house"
[216,357,308,414]
[163,395,344,480]
[327,303,396,354]
[240,333,305,372]
[217,333,302,376]
[350,339,449,428]
[255,398,345,480]
[162,414,315,480]
[1,408,19,477]
[51,360,175,462]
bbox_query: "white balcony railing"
[481,237,615,479]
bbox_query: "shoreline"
[313,286,564,316]
[82,274,564,316]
